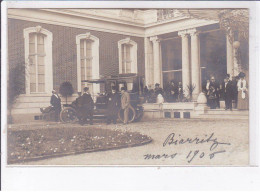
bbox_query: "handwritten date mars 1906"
[143,132,231,163]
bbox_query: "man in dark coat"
[147,85,155,103]
[167,81,178,102]
[223,77,234,110]
[106,86,120,124]
[50,90,61,122]
[76,87,94,125]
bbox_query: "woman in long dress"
[237,73,249,110]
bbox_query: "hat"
[155,83,160,87]
[83,87,89,92]
[238,72,245,78]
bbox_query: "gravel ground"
[9,118,249,166]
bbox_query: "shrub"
[59,82,74,104]
[8,63,27,123]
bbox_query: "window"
[28,33,46,93]
[118,38,137,74]
[76,33,100,95]
[121,44,132,73]
[80,39,93,92]
[24,26,53,94]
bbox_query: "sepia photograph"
[4,6,251,166]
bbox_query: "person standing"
[237,72,249,110]
[76,87,94,125]
[106,86,120,124]
[167,81,178,102]
[143,86,149,103]
[177,82,183,102]
[154,83,164,97]
[207,76,219,109]
[223,77,233,110]
[205,79,210,106]
[147,85,155,103]
[50,90,61,122]
[121,87,130,124]
[231,76,239,109]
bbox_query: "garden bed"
[7,126,152,164]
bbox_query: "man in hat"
[167,80,178,102]
[76,87,94,125]
[154,83,164,97]
[50,90,61,122]
[106,86,120,124]
[222,75,234,110]
[121,87,130,124]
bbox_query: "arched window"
[76,33,100,96]
[24,26,53,94]
[118,38,137,74]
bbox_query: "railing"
[157,9,182,21]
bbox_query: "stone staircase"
[143,102,249,120]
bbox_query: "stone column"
[178,30,191,98]
[150,36,162,86]
[144,37,154,87]
[233,46,239,76]
[190,29,201,100]
[226,34,234,76]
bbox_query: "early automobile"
[59,73,145,123]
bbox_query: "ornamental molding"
[117,37,137,48]
[23,26,53,41]
[76,32,99,45]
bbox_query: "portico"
[145,25,240,101]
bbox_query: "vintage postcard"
[2,2,255,168]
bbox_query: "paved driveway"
[12,118,249,166]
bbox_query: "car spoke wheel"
[60,107,78,123]
[118,105,136,123]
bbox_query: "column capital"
[150,36,160,42]
[187,28,199,36]
[178,28,200,37]
[178,30,188,38]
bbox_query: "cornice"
[42,9,145,28]
[8,10,145,37]
[8,9,219,38]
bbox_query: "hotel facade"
[7,9,249,121]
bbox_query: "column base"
[192,93,199,101]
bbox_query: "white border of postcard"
[1,1,260,190]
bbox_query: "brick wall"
[8,18,145,92]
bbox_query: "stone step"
[204,110,249,115]
[13,102,51,109]
[12,107,42,114]
[194,114,248,120]
[16,94,78,103]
